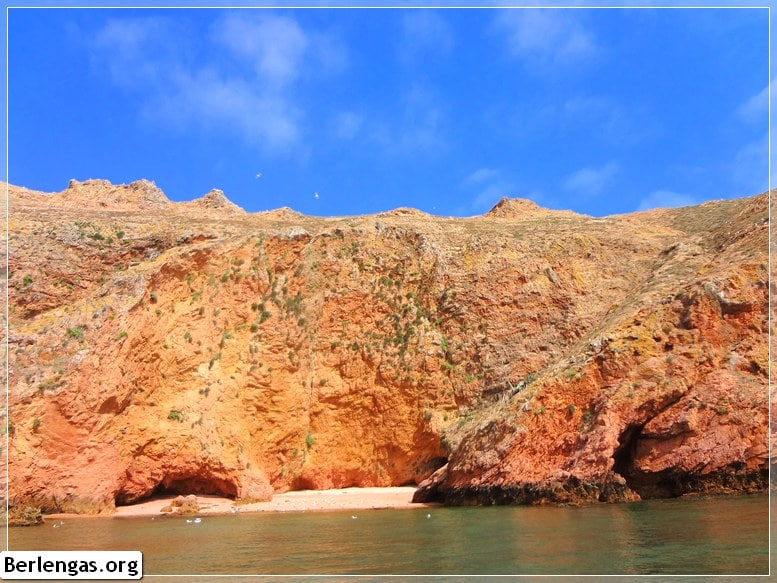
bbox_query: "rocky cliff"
[4,179,770,514]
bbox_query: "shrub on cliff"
[66,326,84,339]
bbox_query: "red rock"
[4,180,769,513]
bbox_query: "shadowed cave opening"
[291,476,317,491]
[151,475,239,498]
[115,474,238,506]
[612,423,644,489]
[611,423,694,499]
[611,427,769,499]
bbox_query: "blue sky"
[6,6,770,217]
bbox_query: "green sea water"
[7,493,769,578]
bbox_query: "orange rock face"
[4,181,769,513]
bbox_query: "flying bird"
[314,192,319,200]
[255,173,263,179]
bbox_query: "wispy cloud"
[736,81,769,126]
[730,136,769,196]
[564,161,617,196]
[636,190,697,211]
[92,17,183,88]
[90,12,346,154]
[496,9,597,68]
[461,168,514,214]
[472,183,512,212]
[400,10,454,62]
[145,69,302,150]
[210,13,308,89]
[729,78,771,195]
[464,168,500,185]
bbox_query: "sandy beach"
[45,487,439,520]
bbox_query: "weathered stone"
[4,179,769,513]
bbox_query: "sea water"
[7,494,769,577]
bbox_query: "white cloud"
[90,13,347,155]
[472,182,511,212]
[92,17,182,88]
[460,167,514,213]
[731,135,769,196]
[211,13,308,89]
[736,81,769,126]
[146,69,301,150]
[400,10,454,61]
[458,165,551,216]
[465,168,500,185]
[727,77,772,196]
[564,161,617,196]
[725,78,772,196]
[636,190,698,212]
[496,9,597,67]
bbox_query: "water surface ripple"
[8,493,768,576]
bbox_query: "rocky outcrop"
[253,207,305,221]
[5,180,769,513]
[181,189,246,215]
[6,179,172,211]
[486,196,581,220]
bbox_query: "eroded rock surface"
[4,180,769,513]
